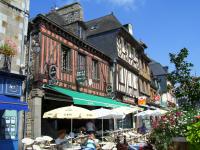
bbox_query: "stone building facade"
[0,0,29,149]
[0,0,29,73]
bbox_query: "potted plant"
[0,38,17,72]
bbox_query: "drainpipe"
[20,30,32,150]
[19,1,29,150]
[113,59,117,130]
[113,59,117,99]
[20,0,29,73]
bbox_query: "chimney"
[55,2,83,25]
[123,23,133,35]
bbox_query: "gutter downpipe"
[19,1,29,150]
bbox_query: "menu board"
[0,110,17,140]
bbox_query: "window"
[128,72,132,87]
[77,53,86,72]
[121,38,126,53]
[128,44,133,59]
[133,74,138,89]
[92,59,99,80]
[139,79,143,92]
[117,37,122,56]
[119,67,125,83]
[90,24,98,30]
[0,110,18,140]
[62,45,71,72]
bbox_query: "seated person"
[55,129,69,148]
[84,133,100,150]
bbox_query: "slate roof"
[85,13,122,37]
[149,60,168,76]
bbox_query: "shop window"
[0,110,18,140]
[62,45,71,72]
[92,59,99,80]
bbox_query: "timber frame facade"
[26,14,112,138]
[29,14,111,96]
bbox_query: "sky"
[30,0,200,75]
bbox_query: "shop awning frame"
[44,85,130,108]
[0,95,29,111]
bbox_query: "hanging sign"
[49,64,57,84]
[106,85,112,94]
[123,96,135,104]
[77,70,86,83]
[138,96,146,105]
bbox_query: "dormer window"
[90,24,98,30]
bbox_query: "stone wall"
[56,2,83,25]
[0,0,29,74]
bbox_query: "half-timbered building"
[26,13,130,138]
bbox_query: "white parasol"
[134,109,156,117]
[112,106,140,129]
[43,105,96,142]
[112,106,140,115]
[92,108,125,141]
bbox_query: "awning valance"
[45,85,130,108]
[0,95,28,111]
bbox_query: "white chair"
[22,138,35,150]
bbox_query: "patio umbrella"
[112,106,140,115]
[43,105,96,143]
[112,106,140,129]
[134,109,156,117]
[92,108,125,141]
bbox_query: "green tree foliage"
[186,121,200,150]
[168,48,200,106]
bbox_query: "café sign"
[123,96,135,104]
[77,70,86,83]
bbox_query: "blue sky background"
[30,0,200,75]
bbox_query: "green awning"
[45,85,130,108]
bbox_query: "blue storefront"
[0,71,28,150]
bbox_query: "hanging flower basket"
[0,39,17,56]
[0,39,17,72]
